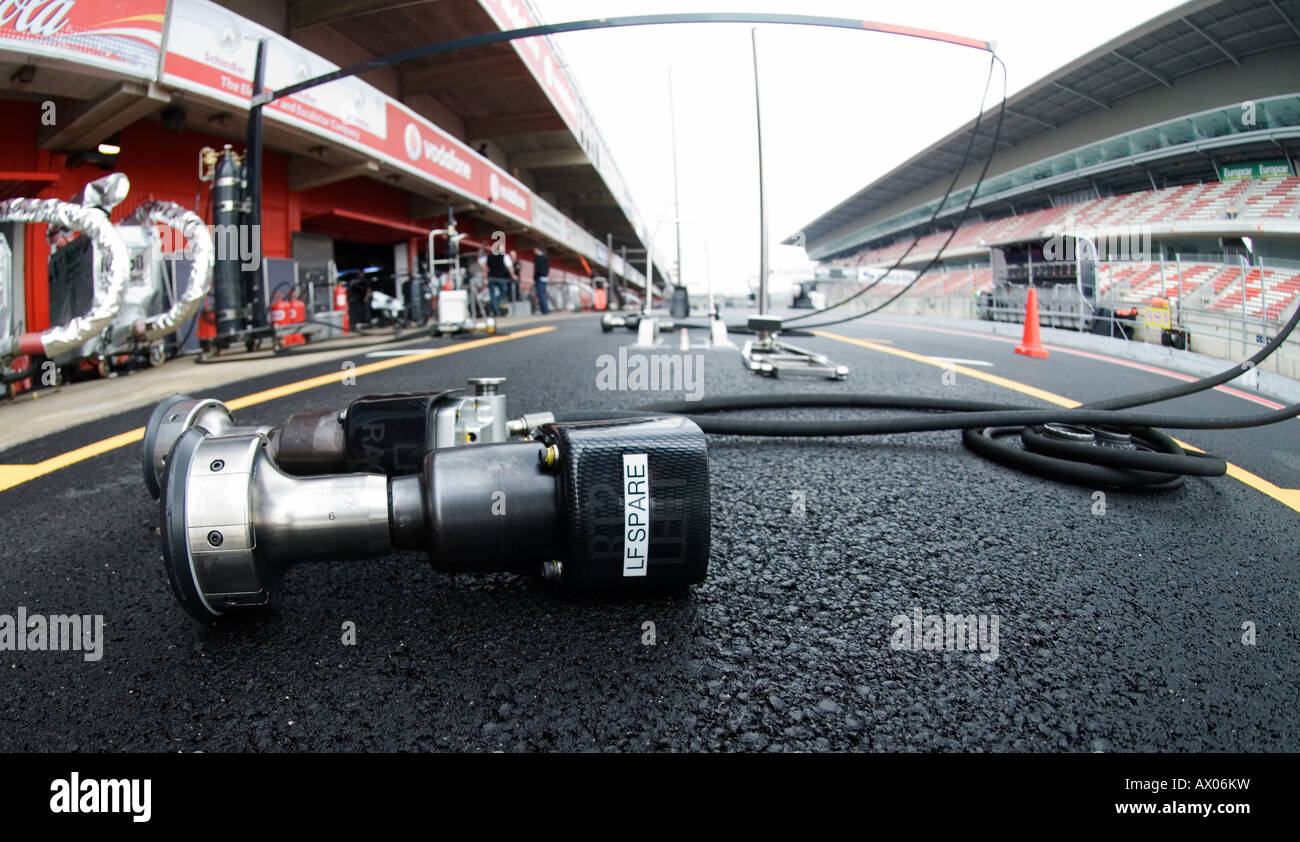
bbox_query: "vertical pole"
[245,38,267,330]
[1261,258,1271,370]
[619,244,628,307]
[447,204,460,290]
[1176,253,1182,335]
[606,232,616,307]
[751,28,769,316]
[645,235,653,316]
[1240,253,1248,358]
[668,67,683,291]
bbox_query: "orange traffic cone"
[1014,286,1049,359]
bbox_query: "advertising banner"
[162,0,386,148]
[1220,160,1293,180]
[0,0,166,78]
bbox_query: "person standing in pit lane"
[508,249,521,306]
[533,246,551,315]
[481,246,516,317]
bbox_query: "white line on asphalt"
[928,356,994,367]
[364,348,440,357]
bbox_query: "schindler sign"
[1220,160,1293,180]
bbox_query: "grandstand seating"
[1241,176,1300,219]
[828,175,1300,323]
[1265,273,1300,320]
[839,256,1300,323]
[838,176,1299,271]
[1205,266,1300,318]
[1170,263,1219,302]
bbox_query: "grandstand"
[790,0,1300,375]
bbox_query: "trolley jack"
[741,316,848,380]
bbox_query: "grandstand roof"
[792,0,1300,250]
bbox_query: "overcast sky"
[530,0,1184,294]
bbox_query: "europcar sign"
[1220,160,1293,180]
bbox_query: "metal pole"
[619,244,628,306]
[245,38,267,330]
[1161,250,1167,301]
[1261,257,1271,370]
[751,28,768,315]
[1240,253,1248,358]
[1176,253,1182,335]
[645,233,653,316]
[606,232,618,307]
[668,67,683,290]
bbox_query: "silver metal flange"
[161,429,389,621]
[143,395,235,498]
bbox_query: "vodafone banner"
[386,101,480,200]
[386,102,531,224]
[486,168,531,223]
[0,0,166,78]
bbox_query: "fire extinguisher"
[197,295,217,341]
[333,282,349,332]
[270,292,289,328]
[285,291,306,346]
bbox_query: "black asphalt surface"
[1,313,1298,752]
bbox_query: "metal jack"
[635,314,661,347]
[741,315,848,380]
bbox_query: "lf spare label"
[622,453,649,577]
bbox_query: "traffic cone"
[1014,286,1049,359]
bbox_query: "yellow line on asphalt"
[815,330,1300,515]
[0,326,554,494]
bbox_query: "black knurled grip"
[343,391,448,474]
[543,416,710,590]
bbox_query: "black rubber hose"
[1081,290,1300,411]
[1,359,37,385]
[620,392,1300,489]
[783,55,999,326]
[1017,424,1222,476]
[556,401,1214,489]
[636,393,1298,433]
[790,56,1009,331]
[961,426,1185,491]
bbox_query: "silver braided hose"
[123,201,215,341]
[0,198,129,361]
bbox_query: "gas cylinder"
[284,291,306,345]
[333,282,350,332]
[270,293,289,328]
